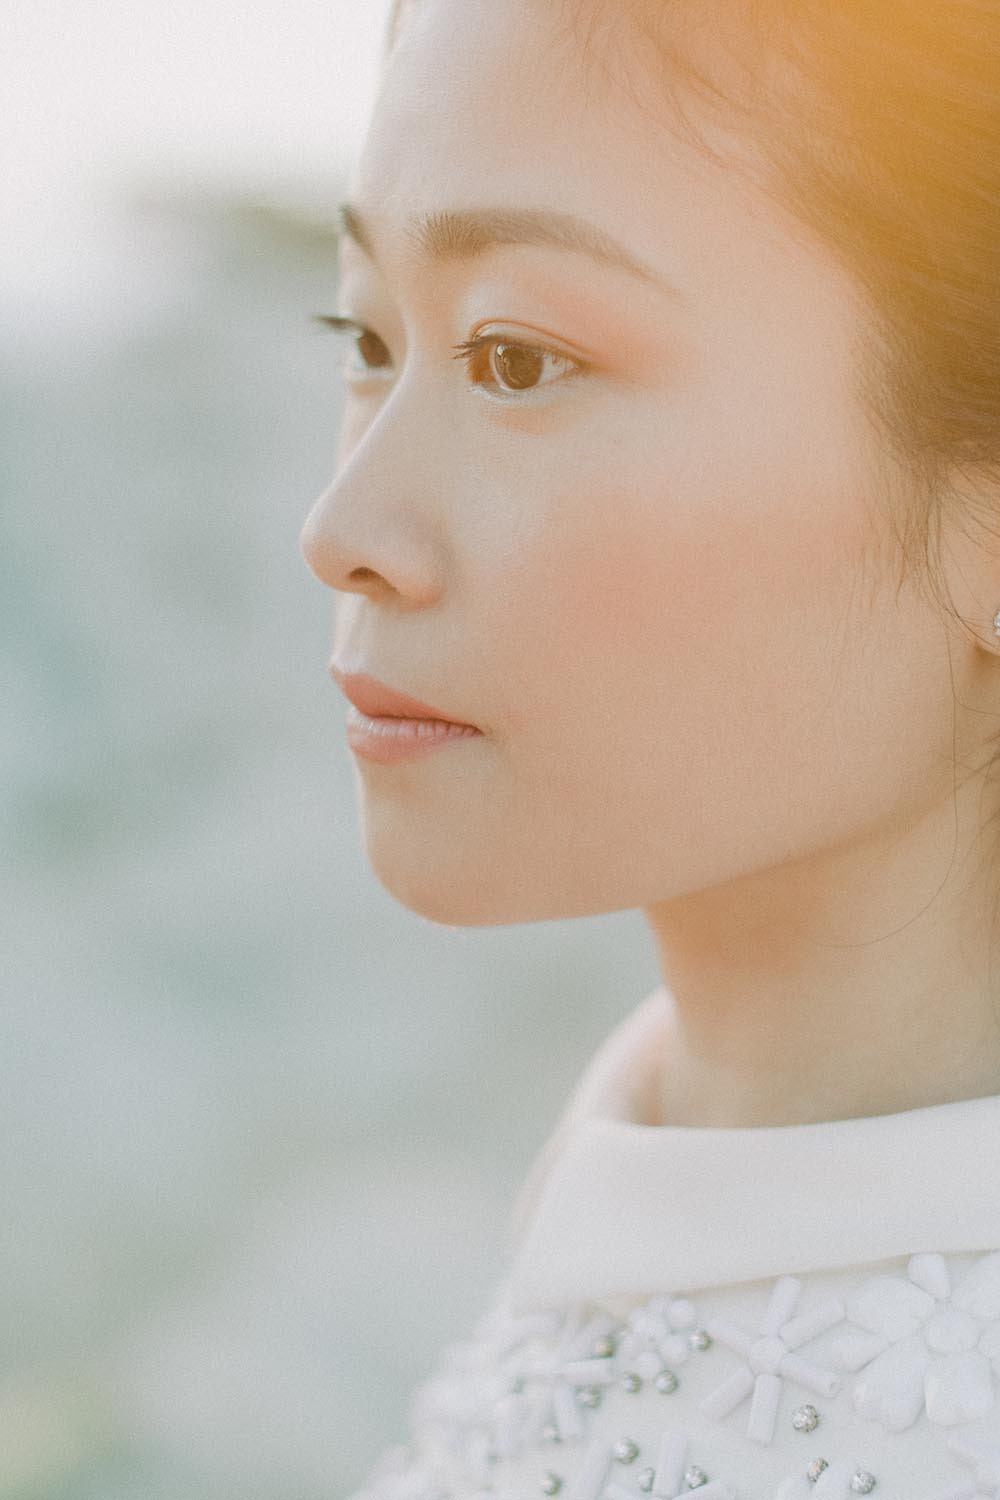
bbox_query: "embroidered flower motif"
[830,1251,1000,1431]
[495,1306,625,1450]
[408,1283,711,1480]
[935,1433,1000,1499]
[699,1275,845,1444]
[406,1297,572,1482]
[398,1294,631,1487]
[773,1458,876,1498]
[616,1294,701,1376]
[600,1427,737,1500]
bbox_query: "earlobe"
[972,601,1000,656]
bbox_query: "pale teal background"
[3,49,660,1498]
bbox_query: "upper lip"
[329,666,479,726]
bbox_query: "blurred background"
[2,3,659,1496]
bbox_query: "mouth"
[328,665,480,728]
[329,665,484,765]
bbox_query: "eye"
[312,313,591,399]
[449,333,590,398]
[313,314,393,378]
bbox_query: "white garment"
[350,984,1000,1500]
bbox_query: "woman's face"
[300,0,968,927]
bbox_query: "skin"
[300,0,1000,1127]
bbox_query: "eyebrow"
[335,200,682,296]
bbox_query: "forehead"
[349,0,776,289]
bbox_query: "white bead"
[851,1334,929,1431]
[562,1438,611,1500]
[924,1307,979,1355]
[750,1337,787,1376]
[747,1372,782,1444]
[659,1333,689,1364]
[924,1350,995,1425]
[764,1277,803,1334]
[781,1298,847,1350]
[813,1461,855,1496]
[953,1250,1000,1320]
[907,1252,951,1301]
[653,1430,687,1495]
[830,1331,890,1373]
[847,1275,933,1341]
[669,1298,696,1328]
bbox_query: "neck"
[643,789,1000,1128]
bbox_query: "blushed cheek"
[477,483,717,752]
[491,455,873,762]
[521,482,758,675]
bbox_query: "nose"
[299,421,444,606]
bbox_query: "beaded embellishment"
[773,1458,877,1497]
[343,1259,1000,1500]
[699,1276,844,1444]
[830,1252,1000,1431]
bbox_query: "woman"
[299,0,1000,1494]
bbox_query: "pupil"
[358,331,390,368]
[495,343,543,390]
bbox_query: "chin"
[367,844,507,926]
[361,822,536,926]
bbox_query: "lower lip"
[345,705,484,764]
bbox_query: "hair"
[381,0,1000,612]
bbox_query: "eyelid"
[311,313,594,398]
[313,314,366,335]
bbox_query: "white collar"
[502,984,1000,1313]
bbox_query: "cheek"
[486,446,876,757]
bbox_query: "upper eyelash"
[311,313,591,394]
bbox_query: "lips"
[329,666,479,727]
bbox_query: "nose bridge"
[300,376,445,599]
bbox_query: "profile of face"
[300,0,977,929]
